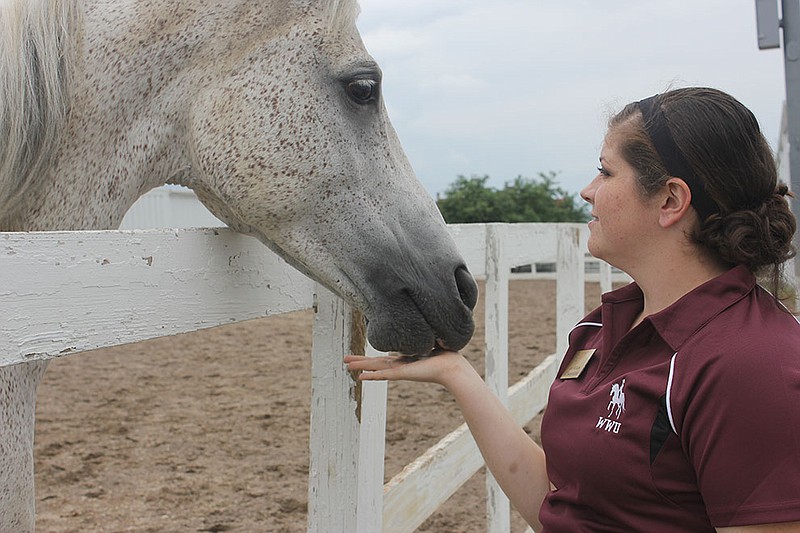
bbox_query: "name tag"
[560,349,595,380]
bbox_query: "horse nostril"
[454,266,478,310]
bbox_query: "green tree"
[436,171,589,224]
[435,175,501,223]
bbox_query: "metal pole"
[782,0,800,278]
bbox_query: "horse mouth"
[363,283,475,357]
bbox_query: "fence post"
[307,285,387,533]
[356,342,387,533]
[307,286,360,532]
[599,261,613,294]
[556,226,585,357]
[485,224,511,533]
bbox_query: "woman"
[345,87,800,532]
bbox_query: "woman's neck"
[631,247,728,322]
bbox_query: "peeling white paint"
[0,228,313,366]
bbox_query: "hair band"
[636,95,719,220]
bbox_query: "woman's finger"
[345,354,411,373]
[345,351,464,385]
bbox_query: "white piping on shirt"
[571,321,603,331]
[778,299,800,325]
[759,283,800,325]
[666,352,679,435]
[566,322,603,350]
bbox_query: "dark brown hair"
[609,87,796,295]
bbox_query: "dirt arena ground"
[34,279,604,533]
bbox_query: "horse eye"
[346,79,378,104]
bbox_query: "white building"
[119,185,225,229]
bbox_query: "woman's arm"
[345,351,551,529]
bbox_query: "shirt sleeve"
[669,319,800,527]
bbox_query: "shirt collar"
[601,265,756,351]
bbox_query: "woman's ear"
[659,178,694,228]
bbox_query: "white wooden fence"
[1,223,610,532]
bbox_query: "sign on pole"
[756,0,782,48]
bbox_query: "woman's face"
[580,134,661,271]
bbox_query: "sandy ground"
[33,279,604,533]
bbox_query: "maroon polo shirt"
[539,265,800,532]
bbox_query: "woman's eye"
[597,166,610,177]
[346,79,378,104]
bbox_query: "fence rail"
[1,223,605,532]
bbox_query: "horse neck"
[2,0,330,233]
[2,2,207,232]
[2,0,345,232]
[1,119,178,232]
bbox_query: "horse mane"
[323,0,360,37]
[0,0,82,222]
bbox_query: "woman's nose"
[580,180,595,205]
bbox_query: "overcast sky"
[355,0,788,199]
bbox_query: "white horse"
[0,1,479,529]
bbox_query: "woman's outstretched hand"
[344,350,469,387]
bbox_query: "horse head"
[0,0,477,355]
[170,1,478,354]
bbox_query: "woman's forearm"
[442,358,550,529]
